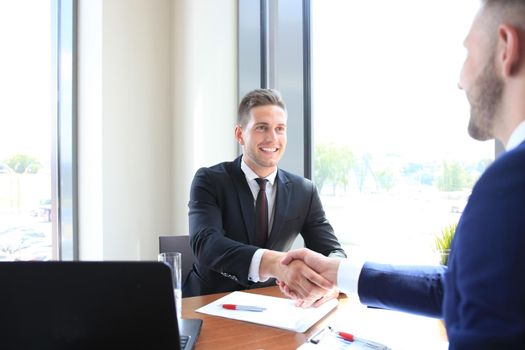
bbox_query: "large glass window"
[0,0,76,261]
[311,1,493,263]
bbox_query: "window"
[311,1,493,263]
[238,1,494,263]
[0,0,76,261]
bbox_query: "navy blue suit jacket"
[185,156,346,297]
[357,141,525,349]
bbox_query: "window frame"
[238,1,500,257]
[52,0,78,260]
[238,0,312,177]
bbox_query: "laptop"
[0,261,202,350]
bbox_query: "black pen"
[308,327,329,344]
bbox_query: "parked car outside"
[0,163,12,174]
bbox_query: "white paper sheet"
[196,291,338,333]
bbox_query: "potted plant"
[434,223,456,266]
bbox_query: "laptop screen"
[0,261,181,349]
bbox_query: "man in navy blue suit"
[281,0,525,348]
[185,89,346,301]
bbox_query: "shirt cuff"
[248,248,270,283]
[337,257,365,295]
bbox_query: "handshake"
[260,248,343,308]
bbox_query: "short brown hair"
[482,0,525,6]
[481,0,525,24]
[237,89,286,127]
[479,0,525,45]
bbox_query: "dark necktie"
[255,178,268,247]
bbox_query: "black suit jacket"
[185,155,346,297]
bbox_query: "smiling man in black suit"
[185,89,346,306]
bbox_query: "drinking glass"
[158,252,182,321]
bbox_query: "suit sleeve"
[300,182,347,258]
[445,152,525,349]
[358,262,445,318]
[188,167,257,287]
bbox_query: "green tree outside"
[314,143,354,194]
[375,169,396,191]
[4,154,42,174]
[353,153,371,192]
[436,161,471,191]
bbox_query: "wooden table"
[182,286,448,350]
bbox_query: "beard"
[467,57,503,141]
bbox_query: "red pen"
[328,326,355,342]
[222,304,266,312]
[336,331,355,342]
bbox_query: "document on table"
[195,291,338,333]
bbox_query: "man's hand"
[259,250,333,303]
[277,279,340,307]
[281,248,341,283]
[278,248,342,307]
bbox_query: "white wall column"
[78,0,237,259]
[171,0,238,235]
[78,0,172,260]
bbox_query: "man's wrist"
[326,258,342,285]
[259,250,285,280]
[248,249,268,282]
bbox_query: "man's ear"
[234,124,244,145]
[497,24,522,76]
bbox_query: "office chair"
[159,235,196,293]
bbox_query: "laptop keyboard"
[180,335,190,350]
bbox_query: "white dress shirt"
[240,158,277,283]
[506,120,525,151]
[337,256,365,295]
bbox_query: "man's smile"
[260,147,278,153]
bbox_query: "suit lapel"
[231,156,257,245]
[267,170,292,248]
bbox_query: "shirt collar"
[240,156,277,185]
[506,120,525,152]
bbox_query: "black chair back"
[159,235,196,288]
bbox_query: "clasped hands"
[260,249,341,308]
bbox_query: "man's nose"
[266,129,277,141]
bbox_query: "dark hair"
[481,0,525,15]
[482,0,525,5]
[480,0,525,39]
[237,89,286,127]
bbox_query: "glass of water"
[158,252,182,321]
